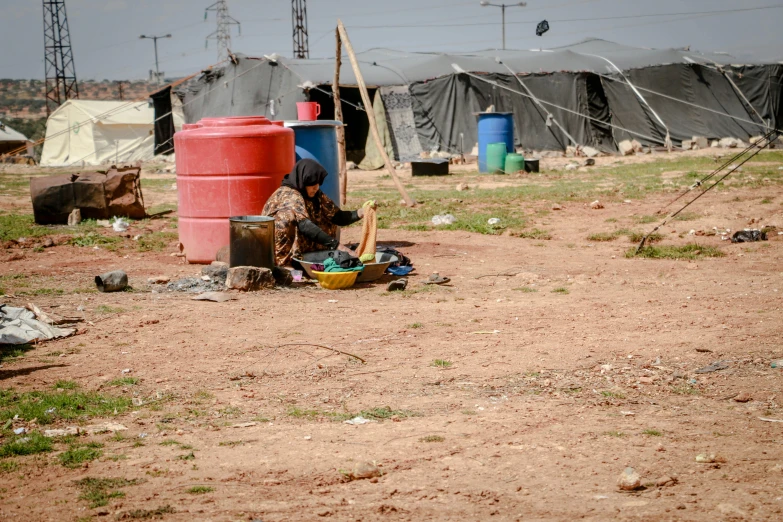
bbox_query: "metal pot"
[229,216,275,269]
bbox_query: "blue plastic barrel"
[283,120,343,205]
[477,113,514,173]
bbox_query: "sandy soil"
[1,157,782,521]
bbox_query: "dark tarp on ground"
[151,86,175,155]
[30,167,145,225]
[601,64,764,146]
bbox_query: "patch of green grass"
[461,410,477,415]
[118,505,175,519]
[0,460,20,473]
[193,390,214,401]
[0,389,131,425]
[59,443,104,468]
[512,228,552,240]
[359,407,415,420]
[0,214,49,241]
[95,305,126,314]
[176,452,195,461]
[75,477,144,509]
[600,390,626,399]
[147,203,178,215]
[420,435,445,443]
[68,232,122,249]
[408,322,423,329]
[159,439,181,446]
[0,344,35,364]
[604,431,626,437]
[53,380,78,390]
[287,406,415,422]
[513,286,538,293]
[625,231,665,244]
[551,287,570,294]
[136,231,177,252]
[0,432,53,458]
[642,429,662,437]
[628,244,724,260]
[760,197,773,204]
[671,385,701,396]
[218,406,242,417]
[634,215,659,224]
[16,287,64,297]
[587,231,620,242]
[218,440,244,447]
[605,218,618,223]
[107,377,139,387]
[186,486,213,494]
[672,212,701,222]
[432,359,452,368]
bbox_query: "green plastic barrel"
[486,142,507,174]
[504,153,525,174]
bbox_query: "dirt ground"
[1,153,782,521]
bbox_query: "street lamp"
[480,2,527,50]
[139,34,172,85]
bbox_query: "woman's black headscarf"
[281,159,328,198]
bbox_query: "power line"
[344,4,783,29]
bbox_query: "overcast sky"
[2,0,781,81]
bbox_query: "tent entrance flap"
[310,86,375,166]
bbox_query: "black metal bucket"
[229,216,275,269]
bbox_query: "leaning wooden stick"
[332,28,348,206]
[336,20,415,207]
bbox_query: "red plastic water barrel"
[175,116,294,263]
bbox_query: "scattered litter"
[132,398,144,406]
[469,330,501,335]
[771,360,783,369]
[165,277,224,294]
[95,270,128,293]
[230,422,257,428]
[291,270,303,282]
[45,407,56,414]
[138,433,148,438]
[328,299,338,303]
[731,230,767,243]
[695,361,729,374]
[122,368,131,374]
[431,214,456,225]
[111,216,130,232]
[759,417,783,423]
[620,411,635,416]
[0,304,76,345]
[344,416,375,425]
[589,200,604,209]
[593,495,609,500]
[387,266,414,276]
[696,453,720,463]
[304,435,312,440]
[192,292,235,303]
[13,427,26,435]
[487,218,501,226]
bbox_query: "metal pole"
[153,37,160,84]
[501,4,506,50]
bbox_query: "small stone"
[67,208,82,226]
[631,140,643,153]
[272,266,294,286]
[456,183,470,191]
[202,264,229,284]
[147,276,170,284]
[581,146,600,158]
[589,200,604,210]
[638,376,655,384]
[215,245,230,264]
[565,163,578,171]
[584,158,596,166]
[733,392,752,403]
[345,161,357,170]
[618,140,635,156]
[42,237,55,248]
[681,139,694,151]
[656,475,676,487]
[225,266,274,291]
[344,461,382,480]
[692,136,708,149]
[618,467,641,490]
[552,203,563,211]
[695,453,717,463]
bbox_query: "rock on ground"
[618,467,641,490]
[225,266,274,291]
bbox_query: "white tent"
[40,100,183,167]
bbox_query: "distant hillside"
[0,79,163,119]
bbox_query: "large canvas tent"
[179,39,783,165]
[41,100,184,167]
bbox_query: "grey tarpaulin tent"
[177,39,783,161]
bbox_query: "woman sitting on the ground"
[262,159,374,266]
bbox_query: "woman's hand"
[357,200,377,219]
[337,244,357,257]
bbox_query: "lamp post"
[479,1,526,50]
[139,34,172,84]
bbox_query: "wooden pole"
[336,20,415,207]
[332,28,348,206]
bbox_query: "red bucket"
[296,102,321,121]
